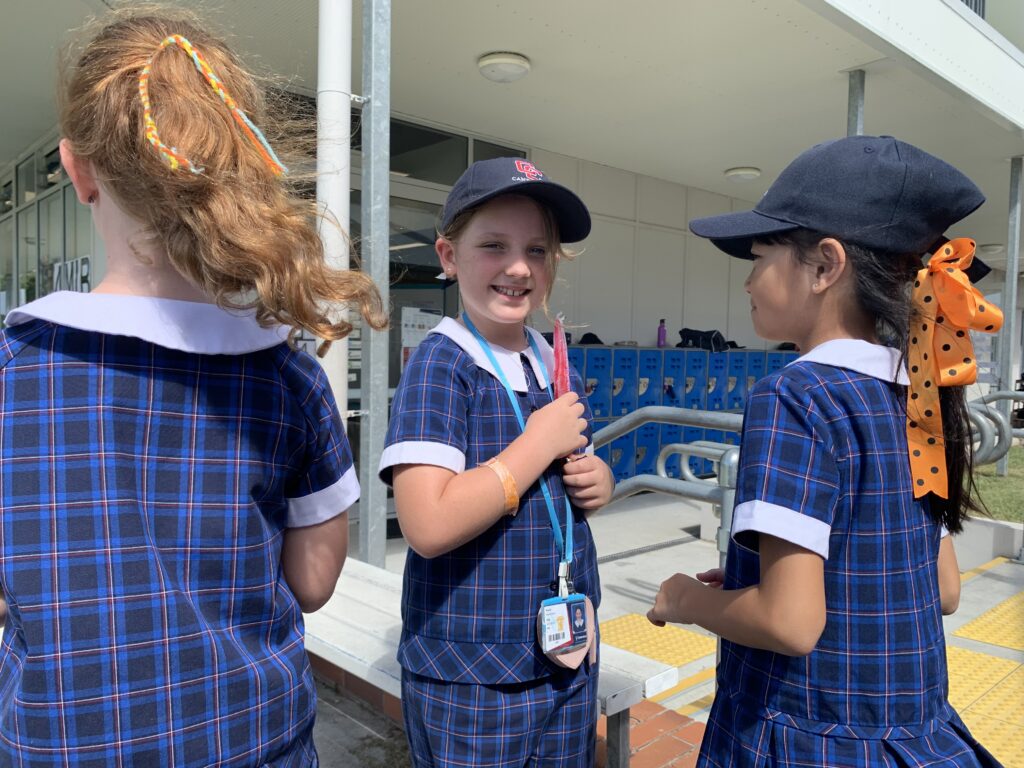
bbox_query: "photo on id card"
[538,593,588,653]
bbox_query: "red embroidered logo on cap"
[514,160,544,180]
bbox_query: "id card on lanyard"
[462,314,595,668]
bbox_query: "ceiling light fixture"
[978,243,1004,255]
[724,166,761,181]
[477,52,531,83]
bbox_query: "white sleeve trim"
[379,441,466,476]
[732,499,832,559]
[287,465,360,528]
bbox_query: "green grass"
[973,445,1024,524]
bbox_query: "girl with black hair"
[648,136,1001,767]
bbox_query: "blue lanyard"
[461,313,574,565]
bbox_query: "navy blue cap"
[690,136,985,259]
[439,157,591,243]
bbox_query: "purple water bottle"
[657,319,667,348]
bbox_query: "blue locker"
[662,349,685,408]
[568,346,586,383]
[726,350,748,410]
[612,348,639,417]
[608,429,636,483]
[659,424,683,478]
[746,350,766,393]
[637,349,663,408]
[707,352,728,411]
[584,347,613,419]
[766,351,788,375]
[661,350,686,478]
[704,352,729,476]
[593,419,612,466]
[684,351,709,475]
[634,422,660,476]
[784,351,801,366]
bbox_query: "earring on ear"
[87,194,96,205]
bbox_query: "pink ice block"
[553,315,571,399]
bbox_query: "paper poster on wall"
[401,307,441,372]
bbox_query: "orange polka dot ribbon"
[139,34,287,176]
[907,238,1002,498]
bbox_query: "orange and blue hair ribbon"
[138,34,287,176]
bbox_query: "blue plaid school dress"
[0,292,358,767]
[700,339,999,767]
[379,317,600,767]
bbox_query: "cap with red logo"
[439,157,591,243]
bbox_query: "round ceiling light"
[477,52,531,83]
[724,166,761,181]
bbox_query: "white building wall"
[531,147,766,351]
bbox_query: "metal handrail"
[969,392,1023,465]
[592,406,743,448]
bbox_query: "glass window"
[1,177,12,215]
[38,191,63,298]
[391,120,467,186]
[17,207,38,305]
[64,185,92,260]
[40,147,63,192]
[472,139,526,163]
[0,217,13,317]
[349,191,456,390]
[17,157,37,206]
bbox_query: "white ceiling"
[4,0,1024,273]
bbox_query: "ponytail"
[60,8,387,352]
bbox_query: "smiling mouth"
[493,286,530,297]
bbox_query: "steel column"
[357,0,392,566]
[997,157,1021,476]
[847,69,865,137]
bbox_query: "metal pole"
[316,0,352,410]
[997,157,1021,476]
[847,69,865,137]
[358,0,391,567]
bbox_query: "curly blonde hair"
[60,7,387,353]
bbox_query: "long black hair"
[763,229,982,533]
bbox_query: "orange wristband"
[482,457,519,517]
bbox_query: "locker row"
[569,346,801,482]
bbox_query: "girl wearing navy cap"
[649,136,1000,767]
[379,157,614,766]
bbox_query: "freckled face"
[438,195,553,348]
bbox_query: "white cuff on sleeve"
[731,500,832,559]
[379,441,466,476]
[287,466,360,528]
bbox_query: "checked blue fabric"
[699,339,998,767]
[0,294,356,767]
[379,319,601,685]
[401,664,598,767]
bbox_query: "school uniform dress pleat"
[379,317,601,767]
[699,339,1000,768]
[0,292,357,767]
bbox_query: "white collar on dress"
[5,291,289,355]
[795,338,909,385]
[429,316,555,393]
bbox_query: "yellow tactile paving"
[946,646,1020,712]
[954,591,1024,652]
[652,667,716,704]
[677,692,715,718]
[960,556,1008,584]
[960,711,1024,768]
[599,613,716,667]
[968,665,1024,727]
